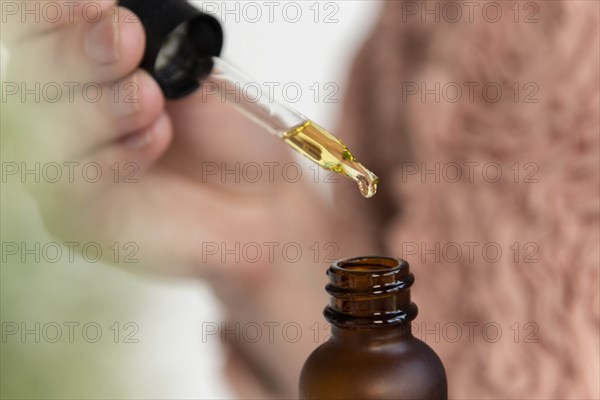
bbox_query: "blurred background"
[1,1,382,398]
[4,1,598,399]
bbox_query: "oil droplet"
[357,175,378,198]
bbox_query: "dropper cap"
[118,0,223,98]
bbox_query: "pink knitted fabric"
[335,1,599,398]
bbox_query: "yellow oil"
[283,120,379,198]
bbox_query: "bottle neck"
[330,324,414,343]
[324,256,418,330]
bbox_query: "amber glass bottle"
[299,256,447,399]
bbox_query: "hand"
[3,0,331,280]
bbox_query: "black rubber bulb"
[118,0,223,99]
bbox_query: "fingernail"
[85,13,119,64]
[123,130,152,150]
[108,73,142,117]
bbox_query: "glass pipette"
[204,57,379,198]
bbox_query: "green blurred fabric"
[1,184,146,399]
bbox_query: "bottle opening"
[327,256,410,290]
[325,256,417,328]
[333,256,403,273]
